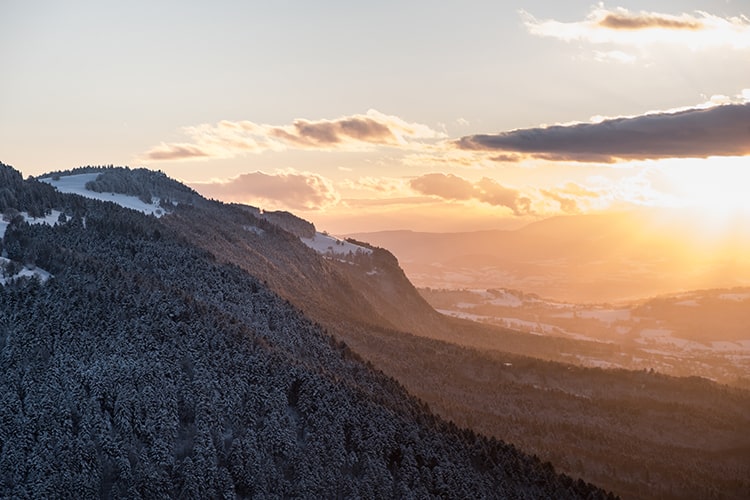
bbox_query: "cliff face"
[165,199,450,340]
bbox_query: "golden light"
[654,156,750,250]
[660,156,749,213]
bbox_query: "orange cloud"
[410,173,475,200]
[540,189,581,214]
[141,110,445,162]
[144,143,213,161]
[457,102,750,162]
[597,11,703,31]
[475,178,533,215]
[410,173,533,216]
[190,170,339,211]
[559,182,602,199]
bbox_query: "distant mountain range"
[2,162,748,499]
[348,211,750,303]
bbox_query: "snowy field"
[39,173,167,217]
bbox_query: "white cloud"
[141,110,446,162]
[190,169,339,211]
[521,6,750,50]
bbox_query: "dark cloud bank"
[457,103,750,162]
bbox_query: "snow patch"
[301,232,372,256]
[577,308,631,323]
[435,308,494,323]
[718,292,750,302]
[1,210,65,238]
[243,225,265,235]
[573,356,623,370]
[487,292,524,308]
[24,210,64,227]
[675,299,700,307]
[0,257,52,286]
[39,173,167,217]
[710,341,750,352]
[637,328,711,351]
[639,328,673,339]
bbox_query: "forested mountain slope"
[0,162,608,498]
[164,201,449,339]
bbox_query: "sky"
[2,0,749,234]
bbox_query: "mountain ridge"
[1,162,611,498]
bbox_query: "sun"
[659,156,749,214]
[623,156,750,290]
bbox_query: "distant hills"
[419,286,750,385]
[348,211,750,303]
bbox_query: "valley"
[419,287,750,387]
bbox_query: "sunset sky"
[2,0,749,233]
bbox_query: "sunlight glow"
[651,157,750,252]
[660,157,750,216]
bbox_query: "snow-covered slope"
[39,173,167,217]
[301,232,372,257]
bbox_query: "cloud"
[141,110,445,162]
[457,102,750,162]
[597,11,703,31]
[410,173,476,200]
[401,145,523,170]
[559,182,602,199]
[190,170,339,211]
[475,178,533,215]
[521,6,750,50]
[410,173,533,215]
[144,143,213,161]
[540,190,581,214]
[540,182,609,214]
